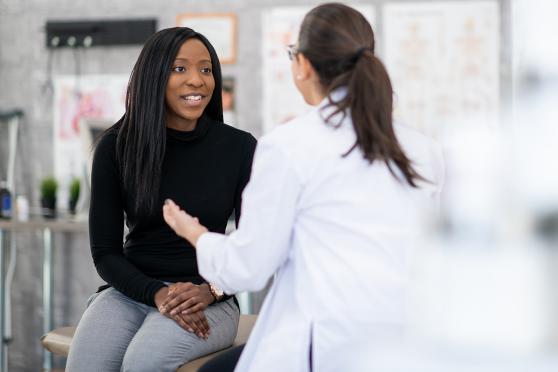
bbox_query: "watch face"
[211,284,224,297]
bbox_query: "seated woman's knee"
[121,348,184,372]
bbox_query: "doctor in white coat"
[162,3,444,372]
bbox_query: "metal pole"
[7,116,19,195]
[42,228,53,371]
[0,229,6,372]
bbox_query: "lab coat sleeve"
[196,137,302,294]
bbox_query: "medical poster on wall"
[53,75,127,209]
[262,5,375,134]
[383,1,500,137]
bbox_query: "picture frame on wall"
[176,13,237,64]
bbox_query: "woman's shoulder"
[92,127,119,164]
[95,128,118,149]
[394,122,444,186]
[260,109,319,147]
[394,122,442,156]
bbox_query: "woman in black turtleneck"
[65,28,256,372]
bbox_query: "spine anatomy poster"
[383,1,500,137]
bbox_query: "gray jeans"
[66,287,239,372]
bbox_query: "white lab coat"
[196,93,444,372]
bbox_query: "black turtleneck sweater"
[89,117,257,307]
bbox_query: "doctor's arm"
[163,138,301,294]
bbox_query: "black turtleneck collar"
[166,115,211,142]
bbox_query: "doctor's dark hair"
[106,27,223,215]
[298,3,424,187]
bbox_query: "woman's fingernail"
[170,310,176,316]
[164,199,171,205]
[188,328,194,332]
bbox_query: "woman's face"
[165,38,215,130]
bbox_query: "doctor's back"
[267,97,443,325]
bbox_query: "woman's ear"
[293,52,324,106]
[296,53,315,81]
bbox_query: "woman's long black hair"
[106,27,223,216]
[298,3,425,187]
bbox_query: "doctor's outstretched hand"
[163,199,208,247]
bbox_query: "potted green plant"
[68,177,80,214]
[40,176,58,218]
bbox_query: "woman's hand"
[160,282,214,316]
[154,286,211,339]
[171,311,210,339]
[163,199,208,246]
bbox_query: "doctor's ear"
[295,53,315,81]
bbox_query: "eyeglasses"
[286,44,299,61]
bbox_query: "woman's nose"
[185,71,204,87]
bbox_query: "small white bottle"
[15,195,29,222]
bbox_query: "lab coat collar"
[319,86,348,108]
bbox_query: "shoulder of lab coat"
[394,122,445,199]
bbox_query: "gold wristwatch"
[209,283,224,302]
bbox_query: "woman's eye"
[172,66,186,72]
[201,67,212,74]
